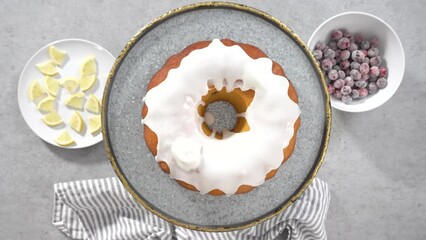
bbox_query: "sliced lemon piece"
[69,111,84,133]
[28,81,46,101]
[55,131,75,146]
[37,96,56,112]
[60,77,80,93]
[44,76,60,96]
[64,93,85,110]
[85,94,101,114]
[48,46,67,66]
[88,115,101,134]
[36,60,58,76]
[41,111,63,126]
[80,74,97,91]
[80,56,97,76]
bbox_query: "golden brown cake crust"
[142,39,300,196]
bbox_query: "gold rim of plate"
[101,1,331,232]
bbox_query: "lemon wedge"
[69,111,84,133]
[60,77,80,93]
[36,60,58,76]
[88,115,101,134]
[55,131,75,146]
[41,111,63,126]
[85,94,101,114]
[37,96,56,112]
[28,81,46,101]
[64,93,85,110]
[44,76,60,96]
[80,56,97,76]
[80,74,97,91]
[48,46,67,66]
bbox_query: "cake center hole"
[204,101,237,133]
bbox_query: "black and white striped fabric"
[53,178,329,240]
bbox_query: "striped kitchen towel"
[53,178,330,240]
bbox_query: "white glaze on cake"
[143,39,300,195]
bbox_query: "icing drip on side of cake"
[143,39,300,195]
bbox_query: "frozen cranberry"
[359,88,368,98]
[361,49,368,58]
[359,63,370,75]
[370,36,379,48]
[313,50,323,60]
[370,56,382,66]
[345,69,351,76]
[333,65,341,71]
[369,76,377,82]
[348,43,358,52]
[331,58,337,66]
[350,61,360,70]
[350,69,362,80]
[334,90,343,99]
[340,50,351,60]
[368,47,379,57]
[341,86,352,96]
[355,80,368,88]
[331,30,343,41]
[355,33,364,44]
[370,66,380,77]
[328,70,339,80]
[361,40,371,50]
[361,73,370,81]
[337,37,350,49]
[340,60,350,70]
[379,67,387,77]
[344,76,354,87]
[341,95,352,104]
[343,30,351,38]
[333,79,345,89]
[376,77,388,89]
[351,50,365,63]
[363,57,370,64]
[321,59,333,71]
[315,41,326,51]
[349,35,355,43]
[323,48,335,59]
[327,84,335,94]
[329,41,338,50]
[338,70,346,79]
[351,89,360,99]
[368,82,378,94]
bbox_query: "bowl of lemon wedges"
[17,39,115,148]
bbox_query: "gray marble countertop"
[1,0,425,239]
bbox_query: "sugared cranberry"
[337,37,350,49]
[341,95,352,104]
[359,63,370,75]
[368,82,378,94]
[321,59,333,71]
[351,50,365,63]
[328,70,339,80]
[350,69,361,80]
[341,86,352,95]
[379,67,387,77]
[333,79,345,89]
[315,41,326,51]
[331,30,343,41]
[370,66,380,77]
[369,56,382,66]
[359,88,369,98]
[344,76,354,87]
[376,77,388,89]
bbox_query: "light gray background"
[0,0,425,239]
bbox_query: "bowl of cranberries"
[308,12,405,112]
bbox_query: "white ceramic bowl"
[308,12,405,112]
